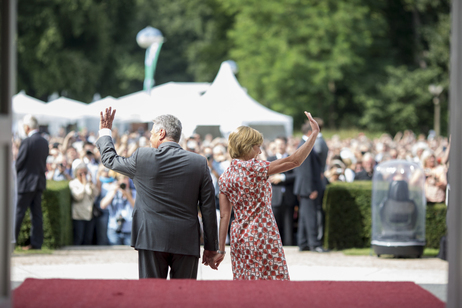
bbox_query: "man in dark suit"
[97,108,218,279]
[15,114,49,250]
[268,136,297,246]
[313,117,329,243]
[354,152,376,181]
[293,122,327,252]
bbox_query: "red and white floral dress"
[219,158,290,280]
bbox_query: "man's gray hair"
[152,114,182,142]
[23,114,39,129]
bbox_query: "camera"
[119,183,126,190]
[115,215,125,233]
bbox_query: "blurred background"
[15,0,450,137]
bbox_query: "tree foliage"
[16,0,451,135]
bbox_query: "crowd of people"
[12,115,450,249]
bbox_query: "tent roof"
[193,61,293,136]
[12,92,62,123]
[45,97,95,120]
[87,96,118,115]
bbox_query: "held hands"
[100,107,116,130]
[202,250,219,270]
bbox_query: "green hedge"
[426,203,447,248]
[323,182,447,250]
[17,180,73,248]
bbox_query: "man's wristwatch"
[217,250,226,254]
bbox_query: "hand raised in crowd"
[269,174,284,184]
[118,182,130,197]
[100,107,116,130]
[309,190,318,200]
[78,170,88,185]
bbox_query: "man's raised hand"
[99,107,116,130]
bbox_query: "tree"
[17,0,137,103]
[359,0,450,135]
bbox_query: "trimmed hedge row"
[323,182,447,250]
[17,180,73,248]
[17,180,447,250]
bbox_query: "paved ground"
[11,246,448,302]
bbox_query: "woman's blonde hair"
[228,126,263,159]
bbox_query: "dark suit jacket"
[314,135,329,174]
[16,132,49,193]
[96,137,218,257]
[267,155,297,207]
[293,138,322,198]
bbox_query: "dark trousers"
[138,250,198,279]
[298,196,321,248]
[272,203,295,246]
[95,210,109,245]
[73,219,95,245]
[15,190,44,249]
[316,191,325,242]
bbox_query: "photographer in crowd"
[100,173,136,245]
[69,162,99,245]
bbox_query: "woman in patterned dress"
[213,112,319,280]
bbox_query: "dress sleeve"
[254,159,271,180]
[218,173,228,196]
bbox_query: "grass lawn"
[342,247,440,258]
[13,247,54,255]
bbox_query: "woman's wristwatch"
[217,250,226,255]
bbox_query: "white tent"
[12,92,63,123]
[12,67,292,140]
[111,82,211,135]
[86,96,120,133]
[192,61,293,140]
[12,92,68,137]
[44,97,98,136]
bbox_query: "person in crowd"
[313,117,329,244]
[212,144,230,176]
[267,136,297,246]
[354,152,376,181]
[342,157,355,182]
[93,166,115,245]
[293,120,327,253]
[69,162,99,245]
[313,117,329,174]
[47,155,73,181]
[325,158,346,183]
[421,150,447,204]
[15,114,49,250]
[214,111,320,279]
[100,173,136,245]
[97,108,218,279]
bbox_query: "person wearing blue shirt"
[100,173,136,245]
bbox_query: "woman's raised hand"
[304,111,319,133]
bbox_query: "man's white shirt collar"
[28,129,39,137]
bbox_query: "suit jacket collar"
[158,141,181,150]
